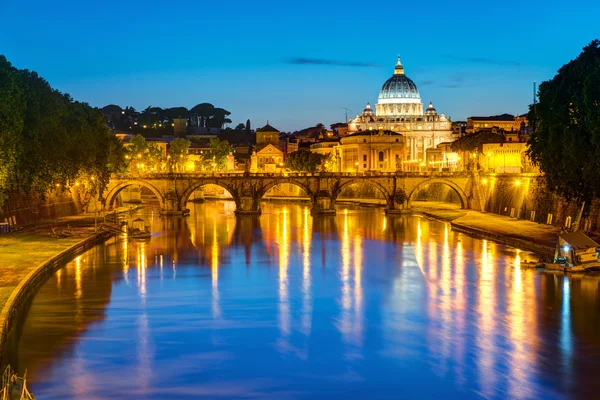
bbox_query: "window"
[363,164,367,168]
[395,138,399,142]
[363,154,367,161]
[363,139,367,143]
[379,151,384,162]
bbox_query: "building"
[452,121,467,137]
[337,130,404,172]
[310,139,341,171]
[480,142,536,173]
[466,113,528,134]
[256,123,280,149]
[173,118,187,137]
[253,143,284,172]
[348,56,455,161]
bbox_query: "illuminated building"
[255,123,280,149]
[348,56,455,162]
[254,144,284,172]
[338,130,405,172]
[466,113,528,134]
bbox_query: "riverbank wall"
[478,174,600,234]
[1,189,83,228]
[0,231,114,364]
[449,221,555,257]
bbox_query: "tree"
[235,123,245,130]
[169,138,191,171]
[0,55,126,204]
[527,40,600,208]
[245,119,251,133]
[206,137,231,171]
[285,150,329,172]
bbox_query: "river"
[5,201,600,399]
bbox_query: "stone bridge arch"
[406,178,468,209]
[333,178,395,208]
[178,179,239,211]
[259,178,315,200]
[104,180,166,210]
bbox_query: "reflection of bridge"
[104,172,485,216]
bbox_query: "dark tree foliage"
[285,150,329,173]
[527,40,600,206]
[0,55,127,202]
[245,119,251,133]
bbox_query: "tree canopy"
[0,55,126,202]
[285,150,329,173]
[527,40,600,205]
[103,102,233,133]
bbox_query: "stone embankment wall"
[0,231,113,363]
[480,174,600,233]
[1,189,83,227]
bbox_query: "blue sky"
[1,0,598,131]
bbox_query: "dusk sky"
[1,0,598,131]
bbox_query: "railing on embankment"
[0,231,115,363]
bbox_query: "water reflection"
[5,202,600,399]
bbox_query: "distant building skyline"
[1,0,598,131]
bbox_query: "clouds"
[285,57,380,68]
[442,55,521,67]
[419,75,470,89]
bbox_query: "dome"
[425,102,438,115]
[377,56,420,102]
[362,103,374,117]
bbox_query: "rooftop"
[469,113,516,121]
[256,123,280,133]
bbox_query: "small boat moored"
[520,260,544,269]
[127,218,152,240]
[548,230,600,273]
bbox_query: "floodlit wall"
[0,189,82,227]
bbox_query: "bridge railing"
[112,170,479,180]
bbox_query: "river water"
[5,201,600,399]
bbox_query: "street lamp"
[355,161,359,173]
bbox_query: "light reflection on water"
[5,201,600,399]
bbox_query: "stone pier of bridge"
[102,172,487,217]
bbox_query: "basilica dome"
[377,56,420,103]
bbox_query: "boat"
[520,260,544,269]
[546,231,600,273]
[127,218,152,240]
[128,227,151,239]
[1,365,35,399]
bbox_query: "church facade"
[348,56,455,162]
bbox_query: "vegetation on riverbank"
[527,40,600,211]
[0,55,127,206]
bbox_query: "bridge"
[103,172,486,216]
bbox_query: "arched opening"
[261,181,312,205]
[179,182,237,215]
[407,179,467,210]
[335,180,390,207]
[104,181,165,211]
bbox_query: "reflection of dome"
[425,102,437,115]
[362,103,374,117]
[378,56,420,102]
